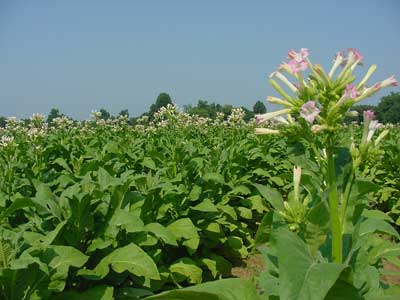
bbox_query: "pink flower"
[363,110,375,122]
[349,48,363,61]
[300,101,320,123]
[287,48,309,62]
[286,48,309,74]
[344,84,360,99]
[339,48,363,66]
[288,59,308,74]
[381,75,398,87]
[255,115,264,124]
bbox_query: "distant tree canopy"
[99,108,111,120]
[149,93,172,115]
[344,104,377,123]
[376,92,400,124]
[0,116,6,128]
[343,92,400,124]
[184,100,231,118]
[47,108,63,123]
[184,100,254,121]
[253,101,267,114]
[118,109,129,118]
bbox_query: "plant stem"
[340,170,355,230]
[327,147,342,263]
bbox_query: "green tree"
[149,93,172,115]
[253,100,267,114]
[241,106,255,121]
[0,116,6,128]
[99,108,111,120]
[344,104,377,123]
[47,108,62,123]
[118,109,129,118]
[376,92,400,123]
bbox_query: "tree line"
[0,92,399,127]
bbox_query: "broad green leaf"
[362,210,393,223]
[201,255,232,278]
[145,278,259,300]
[146,222,178,246]
[98,167,121,190]
[203,172,225,184]
[253,184,284,211]
[0,263,49,300]
[53,157,72,173]
[0,198,36,222]
[325,280,363,300]
[188,185,202,201]
[23,220,67,248]
[270,176,284,187]
[105,209,145,238]
[142,157,156,170]
[217,204,238,220]
[78,243,159,280]
[258,272,279,297]
[42,245,89,291]
[191,199,218,212]
[169,258,203,284]
[32,180,63,220]
[55,285,114,300]
[254,211,274,247]
[237,206,253,219]
[167,218,199,253]
[271,227,348,300]
[359,219,400,239]
[115,287,154,299]
[230,185,251,195]
[305,201,330,257]
[247,195,268,213]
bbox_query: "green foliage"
[0,87,399,298]
[0,116,290,298]
[377,92,400,124]
[253,101,267,114]
[99,108,111,120]
[149,93,173,115]
[0,117,6,128]
[184,100,231,118]
[47,108,63,123]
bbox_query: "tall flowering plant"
[254,49,399,299]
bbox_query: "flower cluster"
[0,135,14,148]
[256,48,397,135]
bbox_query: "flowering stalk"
[325,145,342,263]
[256,48,399,266]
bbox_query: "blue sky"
[0,0,399,119]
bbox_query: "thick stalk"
[327,148,342,263]
[340,170,355,230]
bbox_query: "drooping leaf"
[146,222,178,246]
[115,287,154,299]
[167,218,199,253]
[254,211,274,247]
[55,285,114,300]
[203,173,225,185]
[191,199,218,213]
[359,218,399,239]
[253,184,284,211]
[145,278,260,300]
[105,209,145,238]
[78,243,159,280]
[41,245,89,291]
[169,258,203,284]
[0,198,36,222]
[271,227,349,300]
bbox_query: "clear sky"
[0,0,399,119]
